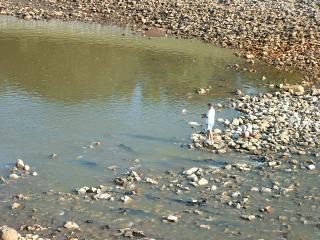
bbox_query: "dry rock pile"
[192,85,320,156]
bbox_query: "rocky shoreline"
[0,0,319,82]
[191,84,320,158]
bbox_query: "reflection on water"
[0,16,308,239]
[0,16,300,103]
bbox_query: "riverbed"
[1,16,319,240]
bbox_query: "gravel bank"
[0,0,319,82]
[192,84,320,157]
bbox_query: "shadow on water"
[122,133,178,144]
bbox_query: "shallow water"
[1,16,318,240]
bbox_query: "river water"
[1,16,318,240]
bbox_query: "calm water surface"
[1,16,316,240]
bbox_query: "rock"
[264,206,273,213]
[9,174,19,180]
[224,165,232,170]
[145,177,158,185]
[120,195,132,203]
[235,89,243,96]
[306,164,316,170]
[197,88,207,95]
[210,185,217,191]
[77,187,88,195]
[241,215,256,221]
[246,54,255,59]
[197,178,208,186]
[23,15,32,20]
[11,203,21,210]
[184,167,198,175]
[199,224,210,230]
[188,121,201,127]
[24,165,30,171]
[49,153,58,159]
[64,221,80,230]
[280,130,290,143]
[16,159,24,169]
[94,193,112,200]
[165,215,178,223]
[282,84,305,94]
[0,226,21,240]
[32,172,38,176]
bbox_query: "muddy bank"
[0,0,319,82]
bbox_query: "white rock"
[16,159,25,169]
[145,177,158,185]
[77,187,87,195]
[261,187,272,193]
[64,221,80,230]
[166,215,178,222]
[24,165,30,171]
[307,164,316,170]
[224,165,232,170]
[231,191,241,198]
[9,174,20,180]
[120,195,132,203]
[188,121,201,127]
[94,193,112,200]
[199,224,210,230]
[11,202,22,209]
[184,167,198,175]
[210,185,217,191]
[187,174,198,182]
[241,214,256,221]
[32,172,38,176]
[198,178,208,186]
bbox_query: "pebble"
[241,215,256,221]
[64,221,80,230]
[11,203,22,210]
[120,196,132,203]
[184,167,199,175]
[9,174,19,180]
[24,165,30,171]
[307,164,316,170]
[145,177,158,185]
[16,159,25,170]
[210,185,217,191]
[199,224,210,230]
[197,178,208,186]
[165,215,178,223]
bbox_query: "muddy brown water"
[1,16,318,239]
